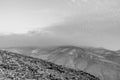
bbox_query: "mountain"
[0,50,99,80]
[2,45,120,80]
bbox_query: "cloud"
[0,0,120,50]
[0,32,71,48]
[45,10,120,34]
[41,8,120,50]
[69,0,120,16]
[27,29,54,36]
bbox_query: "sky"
[0,0,120,50]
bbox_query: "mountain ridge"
[0,50,100,80]
[2,45,120,80]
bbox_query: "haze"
[0,0,120,50]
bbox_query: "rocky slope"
[3,46,120,80]
[0,50,99,80]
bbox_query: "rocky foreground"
[0,50,100,80]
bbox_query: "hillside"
[3,45,120,80]
[0,50,99,80]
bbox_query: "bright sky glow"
[0,0,69,34]
[0,12,61,34]
[0,10,64,34]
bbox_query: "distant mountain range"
[2,45,120,80]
